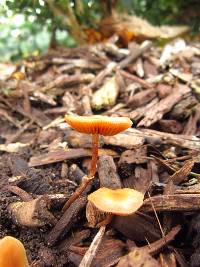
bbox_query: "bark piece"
[9,158,50,194]
[134,166,151,194]
[141,194,200,212]
[62,91,77,113]
[29,148,118,167]
[157,83,172,99]
[183,104,200,135]
[143,59,158,77]
[119,147,147,165]
[131,128,200,151]
[98,155,121,189]
[171,95,198,119]
[117,248,160,267]
[138,84,190,127]
[15,104,50,127]
[68,238,127,267]
[128,89,156,108]
[159,119,183,134]
[41,73,94,92]
[169,160,194,185]
[46,196,87,246]
[130,98,159,121]
[141,225,181,255]
[8,196,56,227]
[112,212,161,242]
[65,130,92,148]
[79,226,106,267]
[59,229,91,253]
[122,166,151,195]
[103,131,144,149]
[68,164,86,184]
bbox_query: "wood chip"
[117,248,160,267]
[169,160,194,185]
[98,155,121,189]
[29,148,118,167]
[68,238,127,267]
[8,196,56,227]
[128,89,156,108]
[138,84,190,127]
[103,131,144,149]
[46,196,87,246]
[141,194,200,212]
[112,212,161,242]
[79,226,106,267]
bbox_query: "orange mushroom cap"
[88,187,144,216]
[0,236,29,267]
[65,115,132,136]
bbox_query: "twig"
[7,185,33,201]
[79,226,106,267]
[118,40,153,69]
[147,191,166,242]
[120,69,153,89]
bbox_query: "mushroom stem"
[88,133,99,177]
[62,133,99,212]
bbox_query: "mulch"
[0,37,200,266]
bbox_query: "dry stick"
[118,40,153,69]
[79,226,106,267]
[119,69,153,89]
[88,41,153,90]
[7,185,33,202]
[147,191,166,242]
[62,133,99,212]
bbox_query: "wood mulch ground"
[0,37,200,266]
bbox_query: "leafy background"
[0,0,199,62]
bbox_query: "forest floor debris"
[0,36,200,266]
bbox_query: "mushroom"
[86,187,144,227]
[62,115,132,211]
[0,236,29,267]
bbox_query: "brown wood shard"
[98,155,121,189]
[169,160,194,185]
[29,148,118,167]
[141,194,200,212]
[138,84,190,127]
[46,196,87,246]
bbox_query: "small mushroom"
[0,236,29,267]
[62,115,132,211]
[86,188,144,227]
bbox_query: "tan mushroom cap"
[88,187,144,216]
[0,236,29,267]
[65,115,132,136]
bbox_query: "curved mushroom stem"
[88,133,99,177]
[62,133,99,212]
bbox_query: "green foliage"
[118,0,200,29]
[0,18,50,61]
